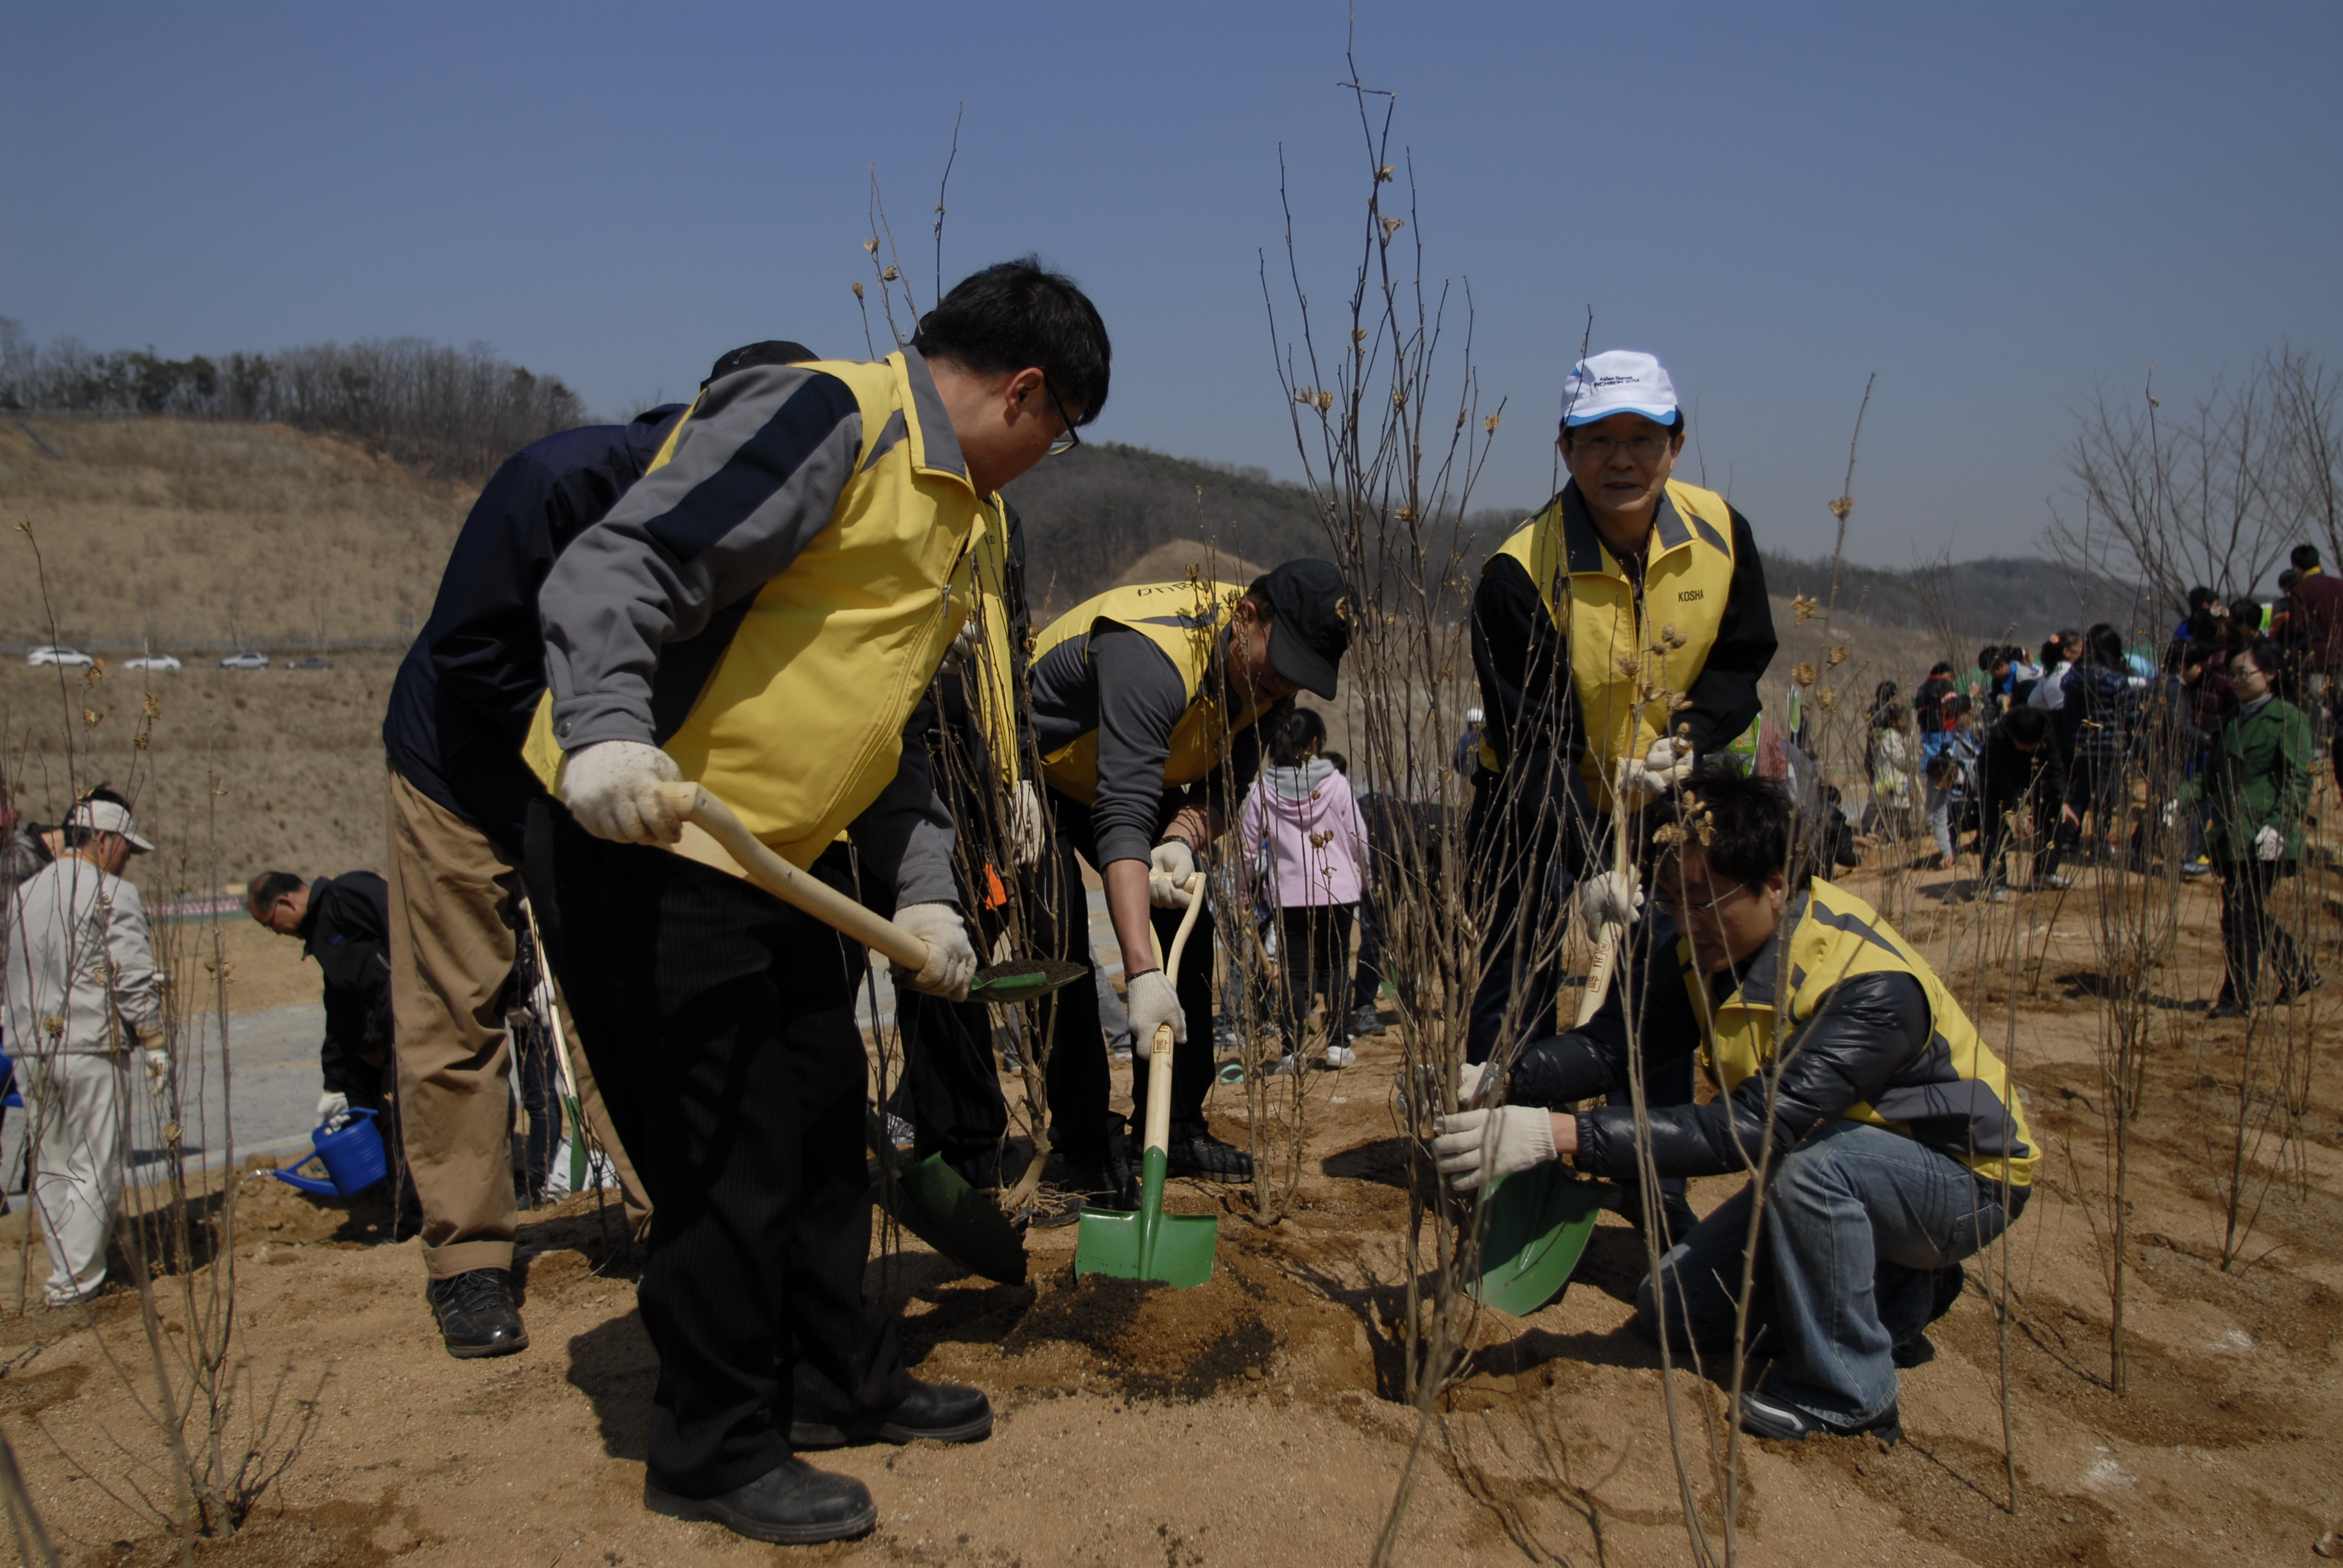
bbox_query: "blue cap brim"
[1564,403,1678,427]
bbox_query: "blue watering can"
[272,1108,387,1197]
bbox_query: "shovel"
[657,781,1032,1284]
[654,782,1083,1007]
[1466,756,1675,1315]
[1072,874,1219,1288]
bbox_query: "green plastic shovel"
[865,1114,1029,1285]
[1073,876,1219,1288]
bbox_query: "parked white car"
[26,645,94,667]
[218,651,270,670]
[123,653,183,671]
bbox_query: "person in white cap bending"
[0,787,166,1305]
[1462,350,1777,1244]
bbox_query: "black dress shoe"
[790,1378,994,1449]
[425,1268,528,1359]
[1164,1122,1253,1180]
[644,1459,875,1544]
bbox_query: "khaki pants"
[385,770,649,1279]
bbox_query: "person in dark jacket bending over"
[526,260,1106,1546]
[1466,350,1777,1241]
[249,869,421,1236]
[1434,763,2035,1443]
[379,383,729,1359]
[1026,561,1352,1202]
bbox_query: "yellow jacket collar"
[896,345,976,489]
[1558,480,1726,578]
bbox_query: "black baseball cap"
[1251,558,1352,701]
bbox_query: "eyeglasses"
[1568,431,1674,461]
[1044,384,1082,457]
[1652,877,1752,921]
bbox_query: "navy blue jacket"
[383,406,687,850]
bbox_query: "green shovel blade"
[1072,1148,1218,1287]
[1467,1163,1605,1316]
[865,1114,1028,1285]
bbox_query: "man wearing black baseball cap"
[1024,559,1350,1198]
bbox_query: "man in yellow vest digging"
[523,261,1108,1546]
[1466,350,1778,1242]
[1026,561,1353,1204]
[1436,763,2034,1443]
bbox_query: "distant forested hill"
[1004,441,2146,638]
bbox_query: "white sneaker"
[1323,1045,1357,1070]
[1268,1053,1300,1076]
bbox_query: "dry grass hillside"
[2,414,470,653]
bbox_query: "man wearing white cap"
[0,786,166,1305]
[1464,351,1777,1241]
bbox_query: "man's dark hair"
[1559,410,1686,451]
[911,257,1110,424]
[2292,544,2321,571]
[2001,705,2050,746]
[1268,705,1329,767]
[247,869,307,914]
[2082,622,2125,667]
[1928,660,1952,678]
[61,784,129,848]
[2230,636,2276,675]
[2279,568,2301,593]
[2187,584,2219,612]
[1656,760,1810,892]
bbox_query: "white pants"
[16,1054,129,1305]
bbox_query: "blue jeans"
[1633,1120,2019,1426]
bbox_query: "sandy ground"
[3,848,2339,1568]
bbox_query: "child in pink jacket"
[1240,708,1371,1069]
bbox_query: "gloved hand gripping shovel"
[1466,760,1667,1314]
[1072,874,1219,1287]
[657,781,1032,1284]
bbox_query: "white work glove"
[1621,736,1693,800]
[143,1049,169,1085]
[315,1091,349,1126]
[1432,1105,1558,1194]
[1124,968,1186,1047]
[2255,825,2284,863]
[1009,780,1046,868]
[1457,1060,1493,1106]
[2161,799,2181,829]
[1578,869,1643,930]
[893,903,977,1002]
[1148,839,1199,909]
[949,613,982,661]
[558,740,683,845]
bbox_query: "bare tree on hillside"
[2053,354,2339,612]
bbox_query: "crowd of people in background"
[1858,542,2342,1014]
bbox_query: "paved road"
[2,1001,327,1195]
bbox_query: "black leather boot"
[425,1268,528,1359]
[644,1459,876,1544]
[790,1377,994,1449]
[1164,1121,1253,1180]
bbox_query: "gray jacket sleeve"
[852,710,961,911]
[1090,627,1194,867]
[539,364,865,750]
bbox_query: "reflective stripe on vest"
[1681,879,2037,1187]
[521,351,1006,869]
[1031,580,1274,805]
[1481,480,1745,811]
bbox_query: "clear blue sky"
[7,3,2338,566]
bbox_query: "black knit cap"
[1251,559,1352,701]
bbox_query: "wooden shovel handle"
[656,781,932,973]
[1139,874,1208,1158]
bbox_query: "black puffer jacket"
[1506,913,1933,1180]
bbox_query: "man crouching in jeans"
[1435,762,2034,1442]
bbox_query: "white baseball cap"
[1562,349,1679,428]
[68,798,154,852]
